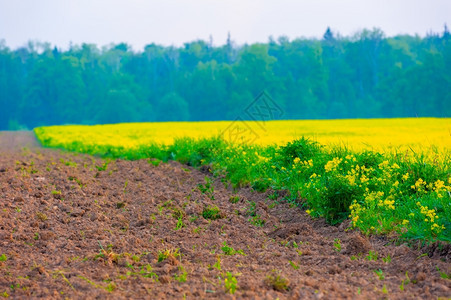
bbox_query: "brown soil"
[0,132,450,299]
[0,131,41,152]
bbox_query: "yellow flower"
[324,157,342,172]
[402,220,409,225]
[360,175,369,184]
[383,196,395,210]
[378,160,390,169]
[434,180,445,191]
[431,223,445,233]
[415,178,425,188]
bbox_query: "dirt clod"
[345,232,372,255]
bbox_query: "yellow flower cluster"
[293,158,313,167]
[411,178,426,191]
[417,202,438,223]
[349,201,365,225]
[324,157,342,172]
[416,202,445,234]
[257,154,270,163]
[377,195,395,210]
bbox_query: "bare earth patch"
[0,131,41,152]
[0,133,449,299]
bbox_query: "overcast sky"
[1,0,450,51]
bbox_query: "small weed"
[399,271,411,291]
[1,291,9,297]
[77,275,114,292]
[374,269,385,280]
[213,256,221,270]
[350,253,362,261]
[366,250,378,261]
[174,266,188,282]
[138,264,158,280]
[51,190,63,200]
[123,180,128,193]
[249,215,266,227]
[95,162,109,171]
[116,202,126,209]
[171,208,185,220]
[189,215,198,222]
[436,266,450,279]
[268,191,279,200]
[268,201,277,209]
[158,248,180,263]
[60,159,77,167]
[202,205,222,220]
[266,270,290,292]
[95,241,120,265]
[229,196,240,204]
[68,176,85,188]
[175,217,184,230]
[289,260,300,270]
[245,201,257,217]
[193,226,202,234]
[36,212,48,221]
[221,242,245,256]
[382,284,388,294]
[0,254,7,262]
[416,253,428,260]
[148,159,161,167]
[333,238,342,252]
[53,270,76,291]
[224,272,237,294]
[198,176,215,200]
[33,232,39,240]
[382,254,391,263]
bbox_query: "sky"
[0,0,450,51]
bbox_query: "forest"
[0,27,449,130]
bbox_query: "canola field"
[34,118,451,243]
[34,118,450,152]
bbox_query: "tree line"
[0,27,450,130]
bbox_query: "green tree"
[156,92,190,121]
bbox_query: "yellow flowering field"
[34,117,450,242]
[35,117,450,153]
